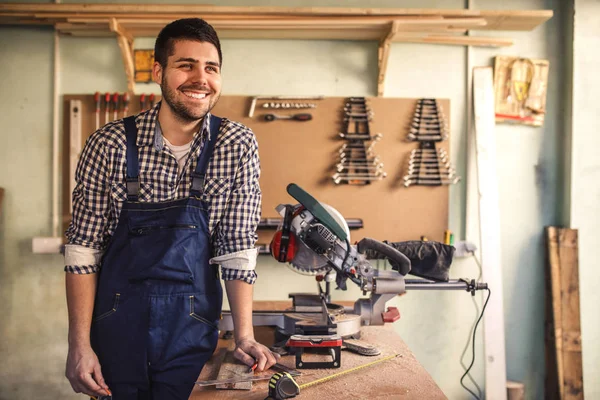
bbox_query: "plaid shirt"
[65,102,260,284]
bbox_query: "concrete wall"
[0,0,595,399]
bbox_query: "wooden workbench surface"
[190,302,446,399]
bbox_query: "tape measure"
[266,372,300,399]
[265,354,399,399]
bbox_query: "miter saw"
[219,183,488,367]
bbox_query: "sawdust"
[191,323,446,399]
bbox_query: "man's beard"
[160,77,220,122]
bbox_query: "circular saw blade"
[286,203,350,276]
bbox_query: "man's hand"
[65,345,111,397]
[233,337,280,372]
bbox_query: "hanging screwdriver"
[112,92,120,121]
[149,93,156,108]
[263,113,313,122]
[122,92,130,118]
[104,92,110,124]
[139,93,146,112]
[94,92,100,130]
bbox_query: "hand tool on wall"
[262,102,317,109]
[149,93,156,108]
[332,97,385,185]
[94,92,100,130]
[263,113,312,122]
[103,92,110,124]
[122,92,130,118]
[112,92,120,121]
[139,93,146,112]
[248,95,324,118]
[402,99,460,187]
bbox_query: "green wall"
[1,0,596,399]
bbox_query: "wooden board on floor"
[545,227,584,400]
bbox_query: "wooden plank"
[377,21,399,97]
[545,226,563,400]
[0,4,553,23]
[109,18,135,94]
[472,67,508,400]
[215,342,253,390]
[68,100,82,214]
[394,34,512,47]
[557,228,583,399]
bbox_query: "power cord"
[459,252,483,398]
[460,285,491,400]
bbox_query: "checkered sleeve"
[221,269,258,284]
[64,129,112,274]
[213,128,261,284]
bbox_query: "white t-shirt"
[162,135,192,176]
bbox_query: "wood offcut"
[545,227,584,400]
[215,343,254,390]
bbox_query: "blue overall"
[91,115,223,399]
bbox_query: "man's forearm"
[224,279,254,343]
[65,273,98,348]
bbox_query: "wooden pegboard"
[62,95,450,244]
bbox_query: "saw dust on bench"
[190,325,446,399]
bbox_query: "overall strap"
[191,116,222,197]
[123,116,140,201]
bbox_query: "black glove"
[365,240,454,282]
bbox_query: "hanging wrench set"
[332,97,386,185]
[402,99,460,187]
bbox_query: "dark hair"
[154,18,222,68]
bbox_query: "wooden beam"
[545,227,584,400]
[393,34,512,47]
[109,18,135,93]
[377,20,399,97]
[546,226,564,400]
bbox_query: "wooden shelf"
[0,3,552,95]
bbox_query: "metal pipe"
[405,279,487,291]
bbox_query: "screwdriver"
[112,92,120,121]
[104,92,110,124]
[139,93,146,112]
[122,92,130,118]
[94,92,100,130]
[263,113,312,122]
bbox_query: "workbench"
[190,302,446,399]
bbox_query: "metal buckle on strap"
[126,177,139,200]
[191,172,205,195]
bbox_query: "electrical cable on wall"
[459,253,484,398]
[459,280,492,400]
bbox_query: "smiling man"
[64,18,276,400]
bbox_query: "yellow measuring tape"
[298,353,399,390]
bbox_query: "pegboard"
[62,95,450,244]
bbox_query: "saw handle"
[356,238,411,276]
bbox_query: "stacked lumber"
[0,4,552,46]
